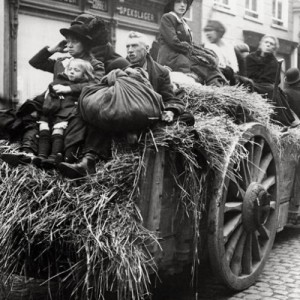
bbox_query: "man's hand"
[125,67,140,76]
[52,84,71,94]
[161,110,175,123]
[48,40,67,54]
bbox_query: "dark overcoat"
[157,12,192,73]
[284,82,300,119]
[42,73,87,122]
[246,50,277,85]
[246,50,295,125]
[145,53,184,115]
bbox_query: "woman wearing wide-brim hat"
[29,23,104,81]
[157,0,227,86]
[1,24,105,167]
[71,14,128,74]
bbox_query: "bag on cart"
[79,69,164,133]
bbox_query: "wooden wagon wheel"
[207,122,280,291]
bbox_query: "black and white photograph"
[0,0,300,299]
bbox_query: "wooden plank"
[137,149,156,222]
[146,148,165,232]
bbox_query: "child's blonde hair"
[66,58,95,81]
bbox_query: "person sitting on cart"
[30,59,95,169]
[156,0,227,86]
[0,23,105,167]
[283,67,300,120]
[57,31,194,179]
[203,20,238,85]
[245,34,295,126]
[70,13,129,74]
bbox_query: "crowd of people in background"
[0,0,299,178]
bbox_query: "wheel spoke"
[242,233,253,275]
[225,202,243,213]
[245,140,255,175]
[252,232,262,262]
[240,159,251,187]
[231,175,246,199]
[258,225,270,240]
[261,175,275,190]
[223,213,242,243]
[225,225,243,262]
[252,138,265,182]
[257,153,273,183]
[230,231,247,276]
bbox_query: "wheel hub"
[242,182,271,232]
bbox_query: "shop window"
[272,0,288,28]
[213,0,236,14]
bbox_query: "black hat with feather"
[72,14,109,46]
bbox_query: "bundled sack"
[79,68,164,132]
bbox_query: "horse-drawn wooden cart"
[0,82,299,299]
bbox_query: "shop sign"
[90,0,108,11]
[116,5,157,23]
[52,0,78,4]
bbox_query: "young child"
[34,58,95,168]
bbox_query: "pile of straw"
[0,142,159,299]
[0,82,287,299]
[179,83,274,126]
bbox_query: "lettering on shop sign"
[90,0,108,11]
[116,6,156,22]
[52,0,78,4]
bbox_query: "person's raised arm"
[29,40,67,74]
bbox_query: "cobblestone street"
[2,226,300,300]
[153,226,300,300]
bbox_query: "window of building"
[244,0,264,22]
[245,0,258,18]
[213,0,236,14]
[272,0,288,28]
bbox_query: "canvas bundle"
[79,69,164,133]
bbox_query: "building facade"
[1,0,171,106]
[201,0,299,74]
[0,0,299,107]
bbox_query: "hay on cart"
[0,81,290,299]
